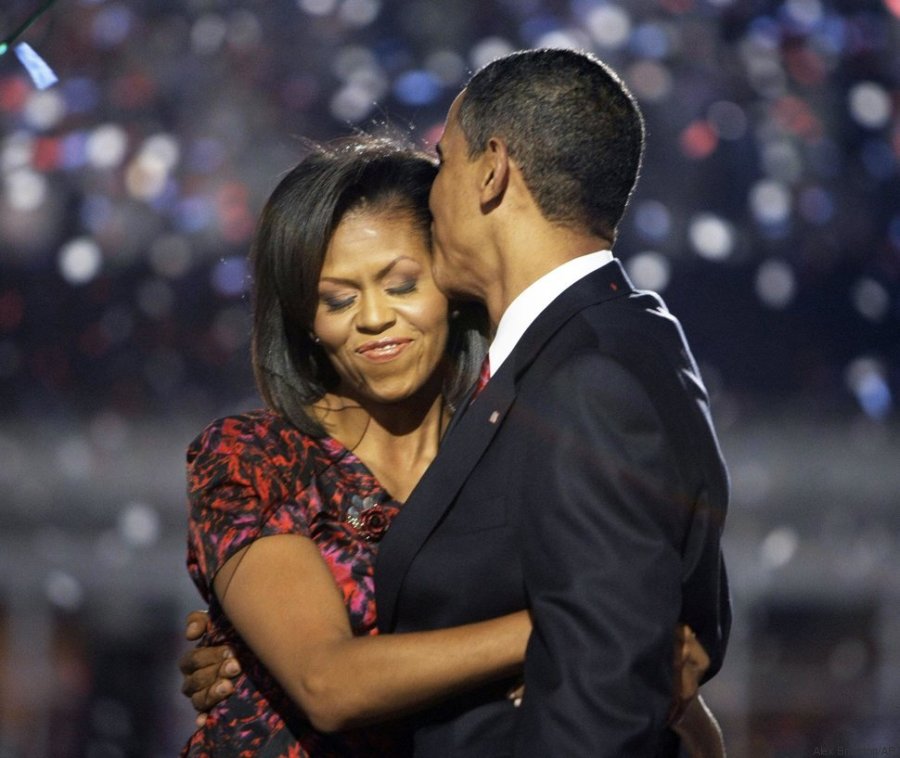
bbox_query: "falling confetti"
[0,0,63,89]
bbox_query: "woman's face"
[312,209,449,405]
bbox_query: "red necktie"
[470,355,491,404]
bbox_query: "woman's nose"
[356,292,396,333]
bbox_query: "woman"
[180,138,718,756]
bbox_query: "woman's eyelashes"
[385,278,418,296]
[319,279,419,311]
[322,293,355,311]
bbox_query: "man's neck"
[484,225,612,329]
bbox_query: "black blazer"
[375,260,731,757]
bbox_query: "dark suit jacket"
[375,260,731,757]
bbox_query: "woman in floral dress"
[181,139,530,757]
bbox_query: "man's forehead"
[438,92,465,149]
[447,90,465,123]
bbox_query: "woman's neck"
[311,383,447,503]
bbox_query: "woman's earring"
[450,309,460,320]
[309,332,321,344]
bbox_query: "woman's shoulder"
[188,409,315,459]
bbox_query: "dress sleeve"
[185,415,313,603]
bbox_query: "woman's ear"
[479,136,510,209]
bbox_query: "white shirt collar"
[488,250,614,376]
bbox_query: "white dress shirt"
[488,250,614,376]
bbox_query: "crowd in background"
[0,0,898,755]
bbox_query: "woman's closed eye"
[386,279,418,296]
[321,293,355,311]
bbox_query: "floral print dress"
[182,410,410,757]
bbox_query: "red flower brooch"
[345,495,390,541]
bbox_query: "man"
[182,48,730,756]
[372,48,730,755]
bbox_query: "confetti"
[0,0,62,88]
[13,42,58,89]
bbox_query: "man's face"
[429,92,482,298]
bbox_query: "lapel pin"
[489,411,500,424]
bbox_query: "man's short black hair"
[459,48,645,241]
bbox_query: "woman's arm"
[179,611,716,728]
[214,532,530,733]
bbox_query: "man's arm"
[514,352,693,756]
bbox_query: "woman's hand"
[668,623,710,724]
[178,610,242,726]
[672,694,726,757]
[668,624,726,756]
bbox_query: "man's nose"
[356,291,396,333]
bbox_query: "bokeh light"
[625,251,671,292]
[86,124,129,169]
[755,258,796,309]
[633,199,672,242]
[627,60,673,103]
[58,237,103,285]
[848,81,892,129]
[688,213,735,260]
[851,277,890,322]
[45,570,84,611]
[1,3,898,754]
[118,502,161,548]
[845,357,893,420]
[760,526,799,569]
[211,256,249,297]
[4,168,47,212]
[750,179,792,226]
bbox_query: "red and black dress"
[182,410,409,757]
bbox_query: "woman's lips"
[355,338,412,363]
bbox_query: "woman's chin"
[361,380,441,409]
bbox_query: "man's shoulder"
[539,284,684,360]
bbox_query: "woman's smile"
[355,337,414,363]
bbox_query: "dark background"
[1,0,898,755]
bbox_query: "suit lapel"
[376,366,516,629]
[375,260,634,630]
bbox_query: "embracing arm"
[215,532,529,732]
[183,416,528,731]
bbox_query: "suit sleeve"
[513,352,688,756]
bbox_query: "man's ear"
[479,137,510,209]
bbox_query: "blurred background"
[1,0,898,755]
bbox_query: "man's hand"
[179,610,241,727]
[668,623,711,725]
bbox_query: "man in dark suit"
[374,48,730,756]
